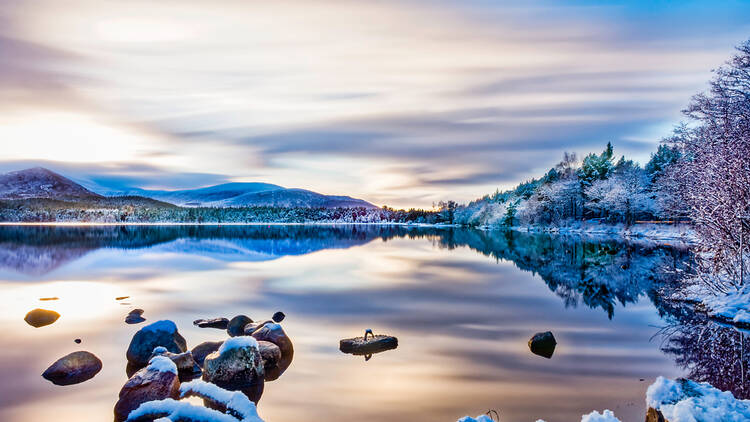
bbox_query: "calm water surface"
[0,225,738,421]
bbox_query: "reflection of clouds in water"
[0,226,695,422]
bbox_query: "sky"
[0,0,748,208]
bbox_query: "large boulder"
[528,331,556,359]
[227,315,253,337]
[42,351,102,386]
[249,322,294,381]
[126,320,187,367]
[191,341,223,368]
[114,356,180,422]
[24,308,60,328]
[202,336,264,402]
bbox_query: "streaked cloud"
[0,0,748,207]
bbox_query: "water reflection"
[659,312,750,399]
[1,226,691,318]
[0,225,698,421]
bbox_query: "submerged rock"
[191,341,223,368]
[227,315,253,337]
[114,356,180,422]
[24,308,60,328]
[42,351,102,386]
[126,320,187,367]
[203,336,264,402]
[272,311,285,323]
[125,309,146,324]
[528,331,557,359]
[193,317,229,329]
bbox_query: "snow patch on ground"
[141,319,177,333]
[646,376,750,422]
[508,221,695,242]
[457,416,494,422]
[218,336,259,355]
[698,286,750,326]
[146,355,177,375]
[580,409,620,422]
[180,380,262,421]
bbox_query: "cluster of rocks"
[114,313,293,422]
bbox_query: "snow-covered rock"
[203,336,264,398]
[126,380,264,422]
[646,376,750,422]
[126,320,188,367]
[115,356,180,421]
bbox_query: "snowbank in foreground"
[647,376,750,422]
[458,411,619,422]
[459,377,750,422]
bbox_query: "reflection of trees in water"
[0,226,692,319]
[430,229,692,318]
[660,315,750,399]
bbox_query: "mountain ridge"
[0,167,377,209]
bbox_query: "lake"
[0,225,743,421]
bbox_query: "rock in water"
[528,331,557,359]
[203,336,265,402]
[272,311,285,323]
[227,315,253,337]
[191,341,223,368]
[150,347,201,380]
[250,322,294,381]
[257,341,282,376]
[339,334,398,355]
[125,309,146,324]
[114,356,180,422]
[42,351,102,386]
[126,320,187,367]
[24,308,60,328]
[193,317,229,329]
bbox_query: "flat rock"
[125,309,146,325]
[42,351,102,386]
[24,308,60,328]
[114,356,180,422]
[193,317,229,329]
[126,320,187,367]
[528,331,556,359]
[340,334,398,355]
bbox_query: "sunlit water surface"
[0,225,727,422]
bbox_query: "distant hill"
[0,167,377,209]
[118,182,377,209]
[0,167,102,201]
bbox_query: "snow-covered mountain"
[118,182,376,208]
[0,167,102,200]
[0,167,377,209]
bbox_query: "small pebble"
[272,311,285,323]
[74,339,81,344]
